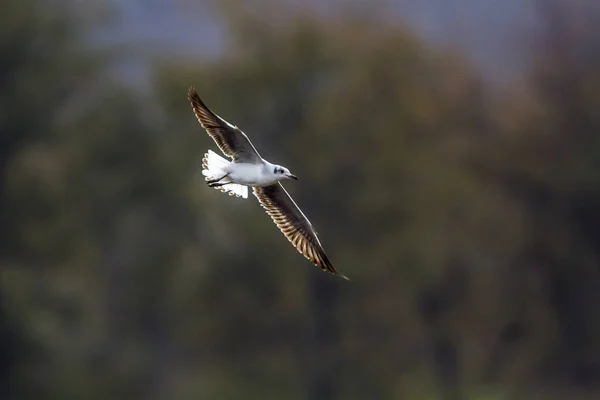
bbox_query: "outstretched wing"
[253,183,348,280]
[188,87,262,163]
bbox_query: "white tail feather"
[202,150,248,199]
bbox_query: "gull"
[187,87,348,280]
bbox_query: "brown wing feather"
[188,87,261,162]
[253,184,348,280]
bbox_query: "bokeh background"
[2,0,600,399]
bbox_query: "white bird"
[188,87,348,280]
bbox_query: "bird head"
[273,165,298,181]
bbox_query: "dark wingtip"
[188,86,204,106]
[187,87,215,119]
[322,258,349,281]
[338,273,350,281]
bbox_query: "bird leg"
[206,174,229,184]
[208,181,231,188]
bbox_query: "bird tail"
[201,149,248,199]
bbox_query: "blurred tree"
[154,1,497,398]
[1,0,205,398]
[474,0,600,394]
[0,0,104,396]
[3,0,599,398]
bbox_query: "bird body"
[188,87,348,280]
[223,160,291,187]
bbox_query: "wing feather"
[188,87,262,163]
[253,184,348,280]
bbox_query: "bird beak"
[288,174,299,180]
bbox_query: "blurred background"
[2,0,600,399]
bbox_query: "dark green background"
[2,1,600,399]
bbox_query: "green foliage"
[2,0,600,399]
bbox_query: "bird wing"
[188,87,262,163]
[253,183,348,279]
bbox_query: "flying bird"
[187,87,348,280]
